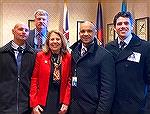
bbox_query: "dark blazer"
[70,38,115,114]
[30,51,71,108]
[0,41,36,114]
[27,29,35,48]
[27,29,48,49]
[105,33,150,114]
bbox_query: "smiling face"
[48,32,62,54]
[114,17,133,40]
[79,21,96,47]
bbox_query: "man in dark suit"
[69,21,115,114]
[105,11,150,114]
[0,23,36,114]
[27,9,48,51]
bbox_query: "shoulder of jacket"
[0,41,12,53]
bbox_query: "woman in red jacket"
[30,30,71,114]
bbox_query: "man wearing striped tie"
[27,9,49,51]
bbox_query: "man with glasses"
[69,21,115,114]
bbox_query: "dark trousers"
[68,100,95,114]
[2,109,31,114]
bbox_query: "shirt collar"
[118,34,132,45]
[11,41,26,50]
[81,43,87,52]
[35,28,47,37]
[34,29,47,45]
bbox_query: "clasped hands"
[32,104,68,114]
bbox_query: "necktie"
[17,47,23,74]
[120,41,126,50]
[37,33,42,48]
[81,48,87,56]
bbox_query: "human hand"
[58,104,68,114]
[32,105,43,114]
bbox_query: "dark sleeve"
[96,51,115,114]
[143,44,150,114]
[30,52,41,107]
[27,30,35,48]
[144,86,150,114]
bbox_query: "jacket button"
[125,64,128,67]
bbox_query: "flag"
[96,2,103,46]
[63,0,69,41]
[121,0,127,12]
[63,0,70,49]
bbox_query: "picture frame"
[28,20,35,30]
[77,20,84,41]
[107,23,115,43]
[135,17,149,41]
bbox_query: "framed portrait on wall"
[28,20,35,30]
[107,23,115,43]
[77,20,84,41]
[135,17,149,41]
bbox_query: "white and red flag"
[63,0,69,40]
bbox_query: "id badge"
[72,77,77,87]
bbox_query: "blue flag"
[121,0,127,12]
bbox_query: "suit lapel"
[116,49,133,62]
[116,34,141,62]
[28,29,35,47]
[71,42,82,63]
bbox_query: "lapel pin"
[44,60,48,64]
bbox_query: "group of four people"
[0,9,150,114]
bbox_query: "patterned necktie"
[37,33,42,48]
[120,41,126,50]
[81,48,87,56]
[52,55,62,84]
[17,47,23,74]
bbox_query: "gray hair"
[34,9,48,18]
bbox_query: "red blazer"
[30,51,71,108]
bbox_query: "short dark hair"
[113,12,134,26]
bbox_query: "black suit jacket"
[70,39,115,114]
[105,33,150,114]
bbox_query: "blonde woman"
[30,30,71,114]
